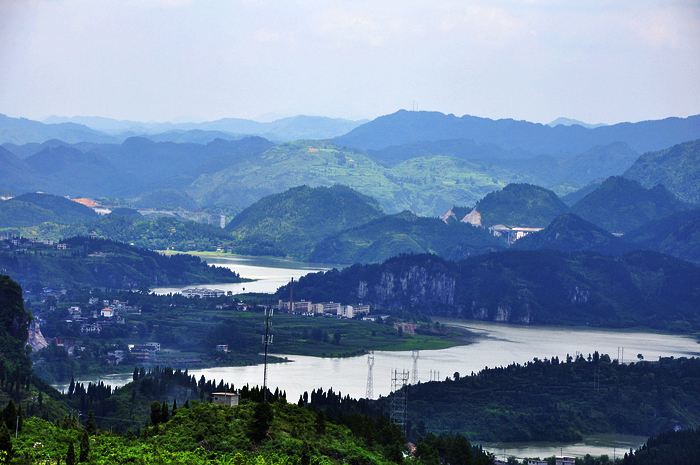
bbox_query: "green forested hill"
[570,176,687,233]
[185,139,582,217]
[24,145,135,197]
[624,139,700,204]
[309,210,505,264]
[624,208,700,266]
[0,237,242,290]
[384,355,700,442]
[512,213,638,256]
[474,183,569,227]
[132,188,199,210]
[65,214,235,252]
[0,193,98,228]
[560,179,604,207]
[0,275,33,376]
[225,185,386,259]
[277,250,700,331]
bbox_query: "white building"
[212,392,239,407]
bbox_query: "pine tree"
[86,411,97,436]
[0,422,12,459]
[171,399,177,418]
[79,430,90,462]
[150,402,161,426]
[66,439,76,465]
[160,401,169,423]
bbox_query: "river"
[62,254,700,459]
[152,254,341,295]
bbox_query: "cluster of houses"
[76,297,141,334]
[182,288,228,298]
[277,300,371,319]
[494,458,574,465]
[2,236,69,252]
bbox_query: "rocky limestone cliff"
[26,319,48,351]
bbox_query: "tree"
[66,439,76,465]
[638,353,644,360]
[150,401,161,426]
[79,430,90,463]
[2,400,16,431]
[314,410,326,434]
[453,372,460,381]
[0,423,12,459]
[333,331,341,345]
[171,399,177,418]
[250,402,274,442]
[160,401,169,423]
[86,411,97,436]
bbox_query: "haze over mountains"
[2,109,700,269]
[3,111,699,218]
[2,113,367,145]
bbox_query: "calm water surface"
[67,256,700,459]
[152,254,341,295]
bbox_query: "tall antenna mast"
[411,350,419,384]
[289,277,294,313]
[366,352,375,399]
[262,307,274,402]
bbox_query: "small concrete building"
[212,392,240,407]
[555,458,576,465]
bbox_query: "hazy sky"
[1,0,698,124]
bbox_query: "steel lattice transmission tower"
[366,352,375,399]
[411,350,419,384]
[262,307,274,402]
[390,369,410,433]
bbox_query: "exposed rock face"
[462,208,482,227]
[439,207,457,224]
[358,266,456,310]
[26,319,48,351]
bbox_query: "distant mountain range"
[334,110,700,154]
[2,110,699,224]
[547,117,607,129]
[41,114,368,143]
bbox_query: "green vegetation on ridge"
[0,236,242,290]
[570,177,687,234]
[309,210,505,264]
[225,184,386,259]
[277,250,700,332]
[474,183,569,228]
[624,139,700,205]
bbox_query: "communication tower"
[289,277,294,313]
[389,369,409,433]
[411,350,419,384]
[262,307,274,402]
[366,352,375,399]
